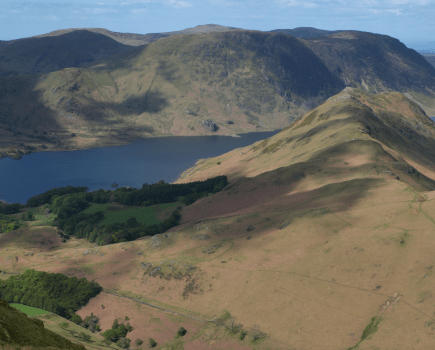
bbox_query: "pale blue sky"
[1,0,434,50]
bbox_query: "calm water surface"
[0,130,282,204]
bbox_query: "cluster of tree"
[18,175,226,245]
[0,213,23,233]
[102,318,133,349]
[55,207,180,245]
[113,176,228,206]
[0,269,102,323]
[0,203,21,214]
[20,211,35,221]
[96,210,181,245]
[80,313,101,332]
[26,186,88,207]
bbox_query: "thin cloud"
[120,0,151,5]
[386,8,402,14]
[166,0,193,8]
[43,15,60,21]
[84,7,119,14]
[132,8,147,12]
[277,0,319,8]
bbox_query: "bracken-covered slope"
[2,29,435,160]
[3,88,435,349]
[0,298,86,350]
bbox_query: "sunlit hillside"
[2,87,435,349]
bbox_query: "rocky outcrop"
[202,119,219,132]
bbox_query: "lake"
[0,130,282,204]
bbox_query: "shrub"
[78,332,91,341]
[240,330,247,340]
[71,314,82,325]
[82,314,100,332]
[176,326,187,338]
[125,322,133,332]
[217,161,221,165]
[135,338,143,346]
[112,318,119,329]
[102,328,118,342]
[102,339,112,346]
[116,337,131,349]
[116,323,128,338]
[149,337,157,347]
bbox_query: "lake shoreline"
[0,130,279,161]
[0,129,283,204]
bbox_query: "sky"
[1,0,434,50]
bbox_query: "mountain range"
[1,25,435,161]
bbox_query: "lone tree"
[176,326,187,338]
[149,337,157,347]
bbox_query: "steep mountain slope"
[423,54,435,69]
[0,25,242,76]
[2,29,435,160]
[0,30,135,75]
[0,298,86,350]
[303,31,435,115]
[3,88,435,349]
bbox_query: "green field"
[9,303,51,316]
[81,203,111,214]
[82,201,182,226]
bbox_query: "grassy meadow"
[9,303,51,316]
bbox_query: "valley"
[2,86,435,349]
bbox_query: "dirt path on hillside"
[102,290,214,323]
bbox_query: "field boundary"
[102,290,211,323]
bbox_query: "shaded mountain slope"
[0,30,136,75]
[0,298,86,350]
[0,25,242,76]
[303,31,435,93]
[423,54,435,69]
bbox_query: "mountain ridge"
[2,87,435,349]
